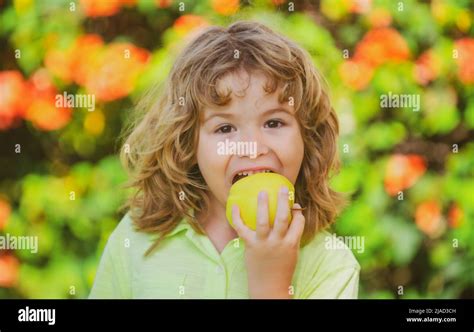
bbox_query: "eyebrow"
[203,107,293,124]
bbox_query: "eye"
[264,119,284,129]
[215,124,235,134]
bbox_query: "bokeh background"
[0,0,473,299]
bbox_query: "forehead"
[199,71,297,125]
[211,70,285,110]
[217,70,260,97]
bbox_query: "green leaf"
[380,215,423,266]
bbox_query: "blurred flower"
[0,69,71,131]
[26,98,72,131]
[211,0,239,16]
[45,34,104,85]
[339,59,374,91]
[271,0,286,5]
[83,43,150,101]
[414,50,441,85]
[430,0,449,26]
[454,38,474,84]
[46,35,149,102]
[0,71,30,130]
[155,0,173,7]
[367,8,392,28]
[84,109,105,136]
[0,254,20,288]
[0,198,11,231]
[431,0,471,32]
[30,68,55,94]
[349,0,371,14]
[455,10,471,33]
[25,69,72,131]
[80,0,122,17]
[71,35,106,86]
[340,28,410,90]
[384,154,427,196]
[354,28,410,67]
[44,49,75,84]
[173,15,209,36]
[448,204,464,228]
[415,201,444,237]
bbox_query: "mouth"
[231,169,275,185]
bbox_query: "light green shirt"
[89,212,360,299]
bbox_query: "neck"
[197,194,234,233]
[196,193,238,253]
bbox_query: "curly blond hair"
[120,21,346,256]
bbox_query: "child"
[89,21,360,299]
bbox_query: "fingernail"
[258,191,265,200]
[280,186,289,194]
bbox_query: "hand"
[231,186,305,299]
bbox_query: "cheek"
[197,133,227,184]
[293,128,305,163]
[276,126,304,182]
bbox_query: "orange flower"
[173,15,209,35]
[70,35,105,86]
[454,38,474,84]
[384,154,427,196]
[448,204,464,228]
[80,0,122,17]
[25,69,71,131]
[45,35,149,102]
[0,71,30,130]
[340,27,409,89]
[84,43,150,101]
[155,0,173,7]
[44,48,75,83]
[0,254,20,288]
[415,201,443,237]
[45,34,104,85]
[26,98,72,131]
[367,8,392,28]
[414,49,441,85]
[30,68,56,95]
[339,59,374,91]
[0,198,11,231]
[211,0,239,16]
[354,28,410,67]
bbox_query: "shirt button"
[215,265,224,274]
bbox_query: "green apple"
[226,172,295,230]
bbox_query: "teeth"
[236,169,271,178]
[254,169,272,174]
[232,169,274,184]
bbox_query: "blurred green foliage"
[0,0,473,299]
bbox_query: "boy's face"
[197,70,304,209]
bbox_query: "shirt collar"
[164,210,195,238]
[162,210,245,263]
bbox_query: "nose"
[236,127,269,159]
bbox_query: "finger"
[256,191,270,239]
[231,205,254,241]
[285,203,305,243]
[272,186,291,238]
